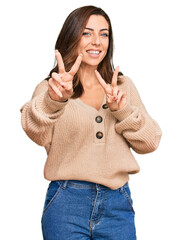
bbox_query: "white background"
[1,0,182,239]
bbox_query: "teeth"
[87,51,100,55]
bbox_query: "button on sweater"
[20,76,162,190]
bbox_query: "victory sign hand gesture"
[95,67,127,111]
[48,50,82,101]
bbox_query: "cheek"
[103,41,109,55]
[76,39,84,53]
[78,37,89,48]
[105,40,109,50]
[101,38,109,51]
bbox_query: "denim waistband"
[57,179,128,190]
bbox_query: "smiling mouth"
[86,50,102,55]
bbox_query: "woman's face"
[77,15,109,68]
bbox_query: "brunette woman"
[21,5,162,240]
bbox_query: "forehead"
[85,15,109,29]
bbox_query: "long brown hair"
[45,5,123,98]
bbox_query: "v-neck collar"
[74,94,107,115]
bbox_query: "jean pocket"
[120,182,135,214]
[43,181,63,214]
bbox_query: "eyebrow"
[85,27,109,32]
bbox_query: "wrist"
[60,99,68,102]
[57,97,68,102]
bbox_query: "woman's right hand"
[48,50,82,102]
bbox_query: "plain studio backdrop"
[0,0,181,239]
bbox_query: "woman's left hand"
[95,67,127,111]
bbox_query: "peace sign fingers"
[95,66,127,111]
[55,50,65,74]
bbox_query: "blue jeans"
[41,180,137,240]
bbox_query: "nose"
[92,34,100,46]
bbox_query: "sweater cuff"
[110,103,134,121]
[42,91,69,114]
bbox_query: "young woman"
[21,5,162,240]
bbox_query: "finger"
[55,50,65,74]
[105,83,113,95]
[65,81,72,91]
[95,70,108,90]
[106,94,112,103]
[51,72,64,87]
[111,66,119,87]
[113,85,119,98]
[69,54,83,76]
[49,78,63,98]
[117,90,127,104]
[106,94,115,103]
[51,73,72,92]
[116,90,123,104]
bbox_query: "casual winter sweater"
[20,75,162,190]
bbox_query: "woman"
[21,5,162,240]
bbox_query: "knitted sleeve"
[111,76,162,154]
[20,80,68,148]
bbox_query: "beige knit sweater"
[20,75,162,190]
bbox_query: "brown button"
[102,103,108,109]
[96,131,103,139]
[95,116,103,123]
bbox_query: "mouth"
[86,49,102,57]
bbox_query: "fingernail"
[59,92,63,98]
[79,53,83,57]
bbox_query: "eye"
[101,33,109,37]
[82,32,91,36]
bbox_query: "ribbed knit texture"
[20,76,162,190]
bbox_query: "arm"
[20,80,68,147]
[110,76,162,154]
[20,50,82,148]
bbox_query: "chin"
[82,58,104,68]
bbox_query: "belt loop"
[119,186,123,193]
[62,180,68,189]
[96,183,100,191]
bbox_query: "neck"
[79,64,100,90]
